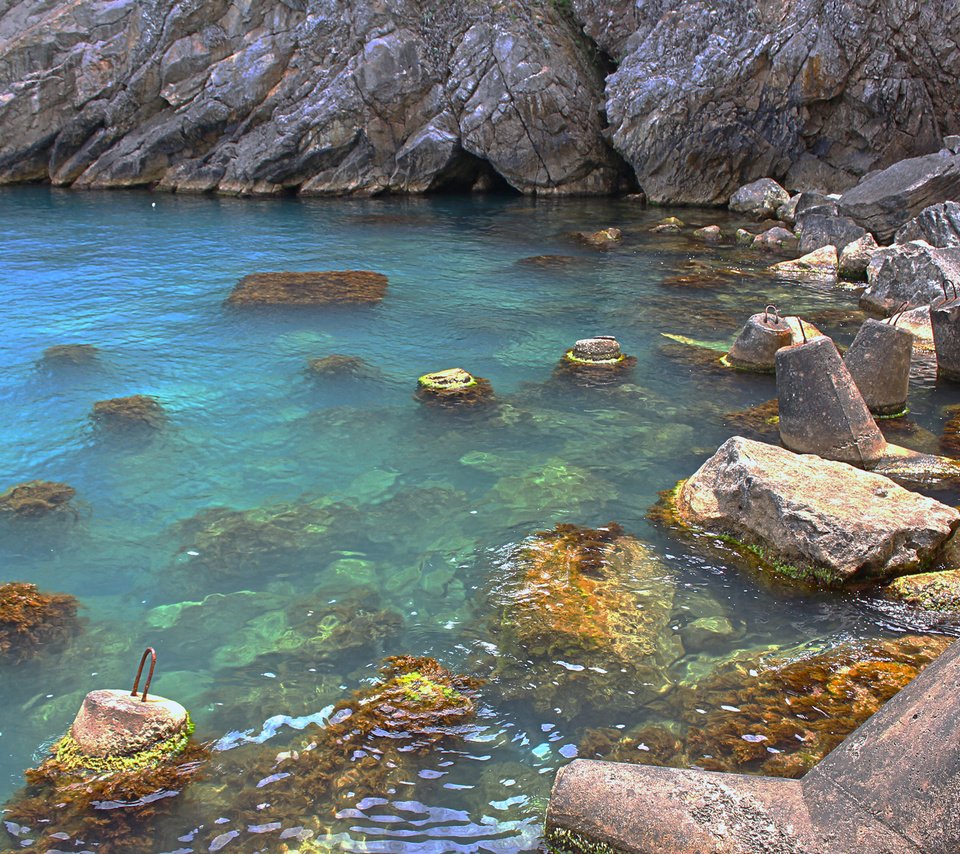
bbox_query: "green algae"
[545,826,623,854]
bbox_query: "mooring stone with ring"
[726,306,793,372]
[931,300,960,382]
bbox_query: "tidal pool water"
[1,187,959,852]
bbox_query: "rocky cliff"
[0,0,957,202]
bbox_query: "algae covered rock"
[572,227,622,247]
[0,480,76,517]
[227,271,388,305]
[555,336,637,385]
[579,634,950,779]
[768,245,839,280]
[490,523,681,716]
[306,354,373,376]
[886,569,960,614]
[0,582,80,664]
[92,394,165,429]
[669,436,960,586]
[490,458,616,524]
[40,343,99,365]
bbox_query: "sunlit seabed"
[1,187,959,852]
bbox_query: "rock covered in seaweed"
[0,582,80,664]
[666,437,960,586]
[40,343,99,365]
[305,354,373,377]
[886,569,960,614]
[227,271,388,305]
[555,336,636,385]
[579,634,950,779]
[0,480,76,517]
[489,523,681,717]
[92,394,165,429]
[571,227,622,247]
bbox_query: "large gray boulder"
[728,178,790,218]
[796,213,867,254]
[602,0,960,204]
[895,201,960,247]
[839,233,880,280]
[674,436,960,585]
[861,240,960,313]
[0,0,627,195]
[838,153,960,242]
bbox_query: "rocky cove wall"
[0,0,957,201]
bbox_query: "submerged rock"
[751,226,798,251]
[0,582,80,664]
[227,271,388,305]
[490,523,681,716]
[0,480,76,517]
[515,254,585,270]
[415,367,493,407]
[555,336,637,384]
[306,354,372,376]
[579,635,950,778]
[92,394,165,429]
[692,225,722,242]
[40,343,99,365]
[669,436,960,586]
[722,399,780,442]
[572,227,622,247]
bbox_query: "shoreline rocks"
[670,436,960,586]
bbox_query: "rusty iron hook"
[130,647,157,703]
[763,304,780,325]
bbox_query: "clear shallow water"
[1,187,959,852]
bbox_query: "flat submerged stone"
[227,271,388,305]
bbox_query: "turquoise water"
[1,187,958,852]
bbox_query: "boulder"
[795,213,867,254]
[227,271,388,305]
[0,480,76,516]
[839,233,880,280]
[775,194,801,224]
[736,228,756,245]
[692,224,722,242]
[728,178,790,218]
[751,227,798,251]
[793,192,839,218]
[70,689,189,758]
[895,201,960,247]
[769,245,838,280]
[674,436,960,585]
[895,305,935,350]
[861,241,960,313]
[843,318,913,417]
[92,395,165,429]
[838,153,960,242]
[574,227,622,246]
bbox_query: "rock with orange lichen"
[0,480,76,517]
[579,634,950,778]
[489,523,682,716]
[227,271,388,305]
[0,582,80,664]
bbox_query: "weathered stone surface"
[227,271,387,305]
[726,312,793,372]
[752,226,798,251]
[895,305,934,350]
[573,227,622,247]
[776,194,801,225]
[862,241,960,313]
[675,436,959,584]
[895,201,960,247]
[769,246,838,280]
[777,335,887,467]
[838,153,960,242]
[839,233,880,280]
[843,318,912,417]
[0,0,627,195]
[931,301,960,381]
[693,224,722,242]
[71,689,188,758]
[728,178,790,219]
[796,213,867,254]
[604,1,960,204]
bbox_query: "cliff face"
[0,0,957,202]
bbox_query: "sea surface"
[1,187,958,852]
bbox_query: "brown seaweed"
[0,582,80,664]
[227,271,388,305]
[92,395,165,429]
[0,480,76,517]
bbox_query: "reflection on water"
[2,187,960,851]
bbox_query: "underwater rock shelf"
[546,638,960,853]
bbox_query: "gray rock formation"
[0,0,628,195]
[895,201,960,248]
[862,240,960,313]
[604,0,960,204]
[729,178,791,218]
[0,0,957,199]
[838,233,879,280]
[838,153,960,242]
[795,213,866,254]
